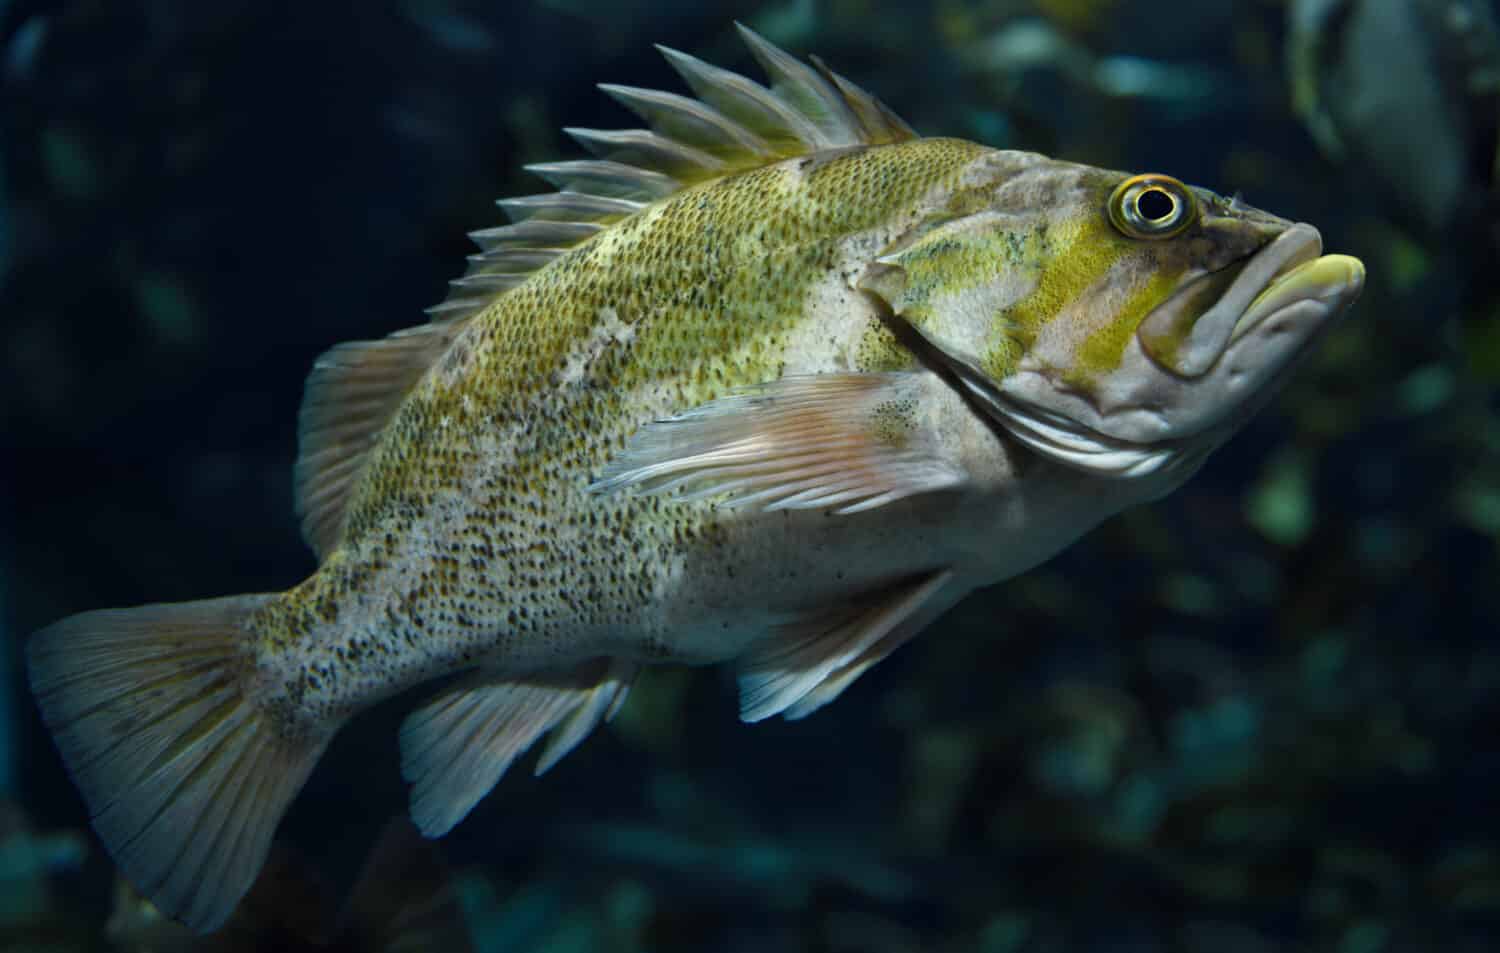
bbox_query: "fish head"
[861,154,1365,482]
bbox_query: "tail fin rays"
[28,594,332,933]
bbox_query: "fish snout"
[1137,223,1326,378]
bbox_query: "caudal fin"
[27,594,332,933]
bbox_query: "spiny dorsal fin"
[295,320,468,559]
[427,23,919,326]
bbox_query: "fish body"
[264,138,1177,717]
[27,26,1365,933]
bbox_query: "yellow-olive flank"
[28,26,1365,933]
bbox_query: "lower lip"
[1232,253,1366,342]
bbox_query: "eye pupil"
[1106,174,1197,240]
[1136,187,1176,222]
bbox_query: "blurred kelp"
[0,567,14,801]
[104,818,473,953]
[2,1,1498,951]
[0,797,88,949]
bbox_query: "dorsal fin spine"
[469,220,602,250]
[498,191,644,222]
[465,248,559,273]
[655,44,823,149]
[809,54,918,142]
[564,127,726,181]
[598,83,775,159]
[523,160,679,200]
[422,25,919,329]
[734,23,861,147]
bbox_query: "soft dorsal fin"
[295,320,468,559]
[426,23,919,326]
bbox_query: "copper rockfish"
[29,26,1365,932]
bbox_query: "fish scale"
[27,25,1364,934]
[256,139,990,699]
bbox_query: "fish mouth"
[1174,225,1363,441]
[1229,250,1366,344]
[1138,223,1329,378]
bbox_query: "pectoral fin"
[738,569,954,722]
[590,372,968,514]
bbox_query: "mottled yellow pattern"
[252,137,989,719]
[1068,263,1183,387]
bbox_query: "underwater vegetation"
[1,576,14,800]
[2,1,1498,951]
[104,818,473,953]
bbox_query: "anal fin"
[399,660,636,838]
[738,569,954,722]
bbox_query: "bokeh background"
[2,1,1498,950]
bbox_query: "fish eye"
[1108,174,1197,240]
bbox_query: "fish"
[26,24,1365,933]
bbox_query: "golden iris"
[1107,174,1197,239]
